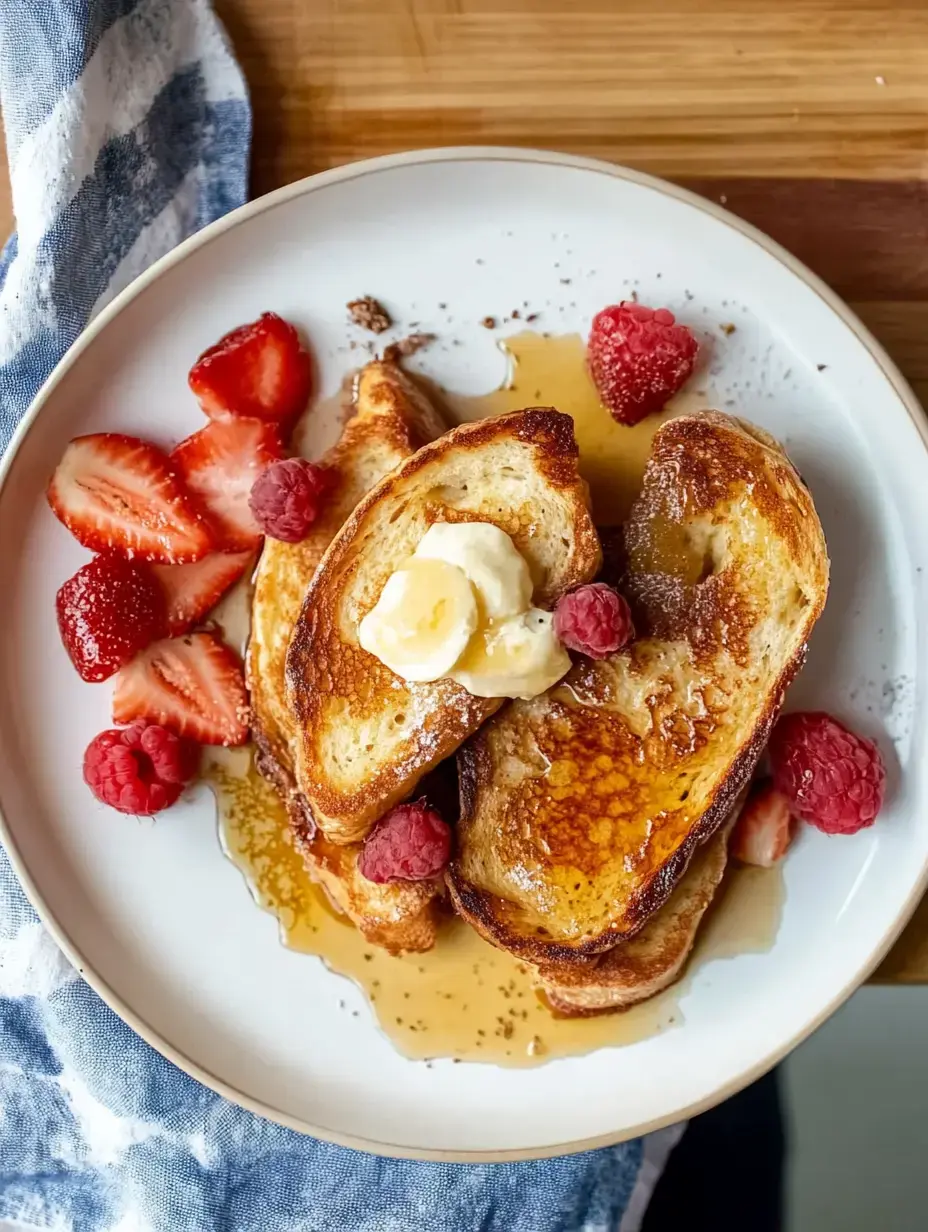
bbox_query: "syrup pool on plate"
[437,331,711,524]
[209,329,784,1066]
[208,751,783,1066]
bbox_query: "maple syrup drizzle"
[211,330,784,1066]
[436,332,708,525]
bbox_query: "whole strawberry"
[57,554,166,682]
[588,302,698,426]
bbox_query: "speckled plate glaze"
[1,149,927,1161]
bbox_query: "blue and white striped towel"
[0,4,680,1228]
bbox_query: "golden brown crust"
[253,732,442,954]
[285,408,601,842]
[534,815,734,1016]
[449,689,782,963]
[247,360,446,775]
[249,533,335,774]
[448,411,829,964]
[247,361,447,952]
[622,411,820,668]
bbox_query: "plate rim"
[1,145,927,1162]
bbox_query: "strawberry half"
[112,630,249,747]
[730,779,794,868]
[171,419,283,551]
[48,433,214,562]
[188,312,313,428]
[151,550,254,636]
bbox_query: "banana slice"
[451,609,570,700]
[359,556,478,682]
[415,522,532,620]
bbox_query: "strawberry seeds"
[48,312,316,814]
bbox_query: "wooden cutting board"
[3,0,928,979]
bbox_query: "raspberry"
[587,302,699,426]
[358,799,451,883]
[248,458,333,542]
[56,554,166,682]
[554,583,634,659]
[83,721,200,815]
[768,711,885,836]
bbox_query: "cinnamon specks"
[382,333,435,363]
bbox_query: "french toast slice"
[249,360,444,773]
[253,737,442,955]
[449,411,828,961]
[533,802,741,1016]
[285,409,602,844]
[248,360,446,954]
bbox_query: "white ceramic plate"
[2,148,927,1162]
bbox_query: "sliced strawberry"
[151,550,254,635]
[730,779,794,868]
[188,312,313,428]
[112,631,249,747]
[171,419,283,551]
[56,554,167,682]
[48,434,214,562]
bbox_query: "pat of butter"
[451,608,570,700]
[358,521,570,700]
[415,522,531,620]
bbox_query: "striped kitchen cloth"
[0,3,680,1228]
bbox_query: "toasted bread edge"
[449,612,810,964]
[534,814,736,1016]
[285,407,602,839]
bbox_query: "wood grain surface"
[3,0,928,978]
